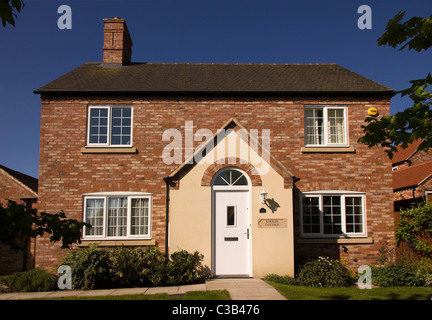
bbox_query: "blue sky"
[1,0,430,178]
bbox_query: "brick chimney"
[103,17,133,65]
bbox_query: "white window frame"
[300,191,367,238]
[83,192,152,240]
[304,105,349,147]
[87,105,133,147]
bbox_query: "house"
[0,164,38,275]
[33,17,395,277]
[392,139,432,209]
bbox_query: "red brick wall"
[409,149,432,166]
[36,94,394,271]
[0,170,37,275]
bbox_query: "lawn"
[266,281,432,300]
[32,290,231,300]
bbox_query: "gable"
[0,165,38,203]
[167,118,296,188]
[393,160,432,191]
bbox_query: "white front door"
[214,190,251,276]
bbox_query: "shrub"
[296,256,356,287]
[412,258,432,286]
[139,246,167,286]
[396,203,432,258]
[109,246,164,287]
[61,244,111,290]
[166,250,205,285]
[370,265,421,287]
[263,273,297,285]
[61,245,208,289]
[3,268,57,292]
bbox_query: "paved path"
[0,278,285,300]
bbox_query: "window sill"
[78,239,156,247]
[297,237,373,244]
[301,146,356,153]
[81,147,137,154]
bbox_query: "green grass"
[32,290,231,300]
[266,281,432,300]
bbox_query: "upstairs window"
[305,106,347,147]
[87,106,132,147]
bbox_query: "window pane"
[345,196,363,233]
[323,196,342,235]
[131,198,149,235]
[328,109,345,144]
[213,170,248,186]
[107,197,127,237]
[213,171,230,185]
[89,108,108,144]
[302,196,320,234]
[110,107,131,146]
[85,198,104,236]
[227,206,236,226]
[305,108,324,145]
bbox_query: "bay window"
[83,192,151,240]
[301,192,366,237]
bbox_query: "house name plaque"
[258,218,287,228]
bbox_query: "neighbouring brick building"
[392,139,432,209]
[0,165,38,275]
[33,17,395,277]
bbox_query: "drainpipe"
[163,177,171,262]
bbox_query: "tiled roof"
[393,160,432,191]
[0,164,38,194]
[391,139,424,165]
[35,62,393,94]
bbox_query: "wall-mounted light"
[260,189,268,204]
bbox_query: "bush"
[296,256,356,287]
[109,246,166,287]
[139,246,167,286]
[412,258,432,286]
[61,245,208,289]
[166,250,205,285]
[3,268,57,292]
[61,244,111,290]
[263,274,297,285]
[371,265,422,287]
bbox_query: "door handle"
[244,228,250,239]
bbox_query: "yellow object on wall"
[368,107,378,116]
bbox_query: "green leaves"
[0,200,90,251]
[358,74,432,159]
[395,203,432,258]
[378,11,432,52]
[0,0,24,27]
[359,11,432,158]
